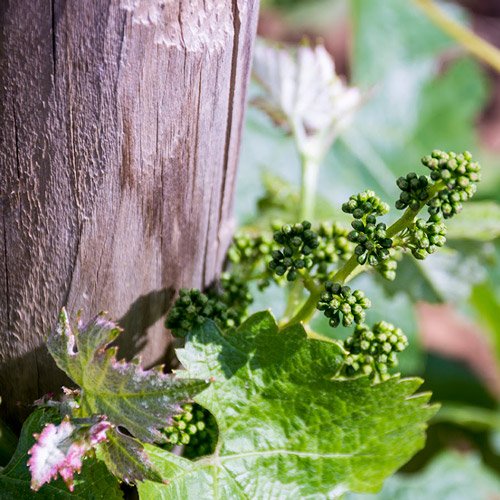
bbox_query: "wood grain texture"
[0,0,259,425]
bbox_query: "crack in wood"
[51,0,57,83]
[217,0,241,255]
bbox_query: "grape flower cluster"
[165,150,481,383]
[268,221,319,281]
[317,282,371,327]
[163,403,218,459]
[395,173,431,211]
[403,216,447,260]
[395,150,481,220]
[342,321,408,381]
[347,216,393,266]
[313,222,353,278]
[166,273,252,337]
[342,190,390,218]
[423,150,480,219]
[228,233,273,268]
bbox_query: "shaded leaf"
[139,312,437,498]
[433,403,500,432]
[96,428,163,484]
[470,280,500,366]
[0,398,17,466]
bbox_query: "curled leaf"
[47,309,209,443]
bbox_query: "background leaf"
[348,451,500,500]
[445,202,500,241]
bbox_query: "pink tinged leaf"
[88,420,113,445]
[28,418,112,492]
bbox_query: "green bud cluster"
[163,404,218,459]
[375,248,400,281]
[228,233,273,267]
[313,222,353,277]
[422,150,480,190]
[182,405,218,459]
[317,282,371,327]
[427,189,470,219]
[269,221,319,281]
[395,173,431,211]
[166,289,234,337]
[342,190,390,219]
[163,404,203,447]
[404,217,447,260]
[166,274,253,337]
[347,215,393,265]
[219,273,253,315]
[343,321,408,381]
[422,150,481,219]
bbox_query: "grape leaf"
[0,408,122,499]
[47,309,209,443]
[96,428,163,484]
[0,397,17,466]
[138,311,437,498]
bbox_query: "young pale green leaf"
[0,408,122,499]
[253,40,360,160]
[138,311,437,498]
[47,309,209,443]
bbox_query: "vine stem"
[284,148,320,317]
[281,182,445,329]
[300,153,320,221]
[281,254,358,328]
[413,0,500,73]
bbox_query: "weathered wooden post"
[0,0,259,425]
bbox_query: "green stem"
[284,150,320,315]
[299,154,320,221]
[386,207,420,238]
[413,0,500,73]
[282,292,319,329]
[283,254,360,328]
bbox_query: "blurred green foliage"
[348,451,500,500]
[237,0,500,493]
